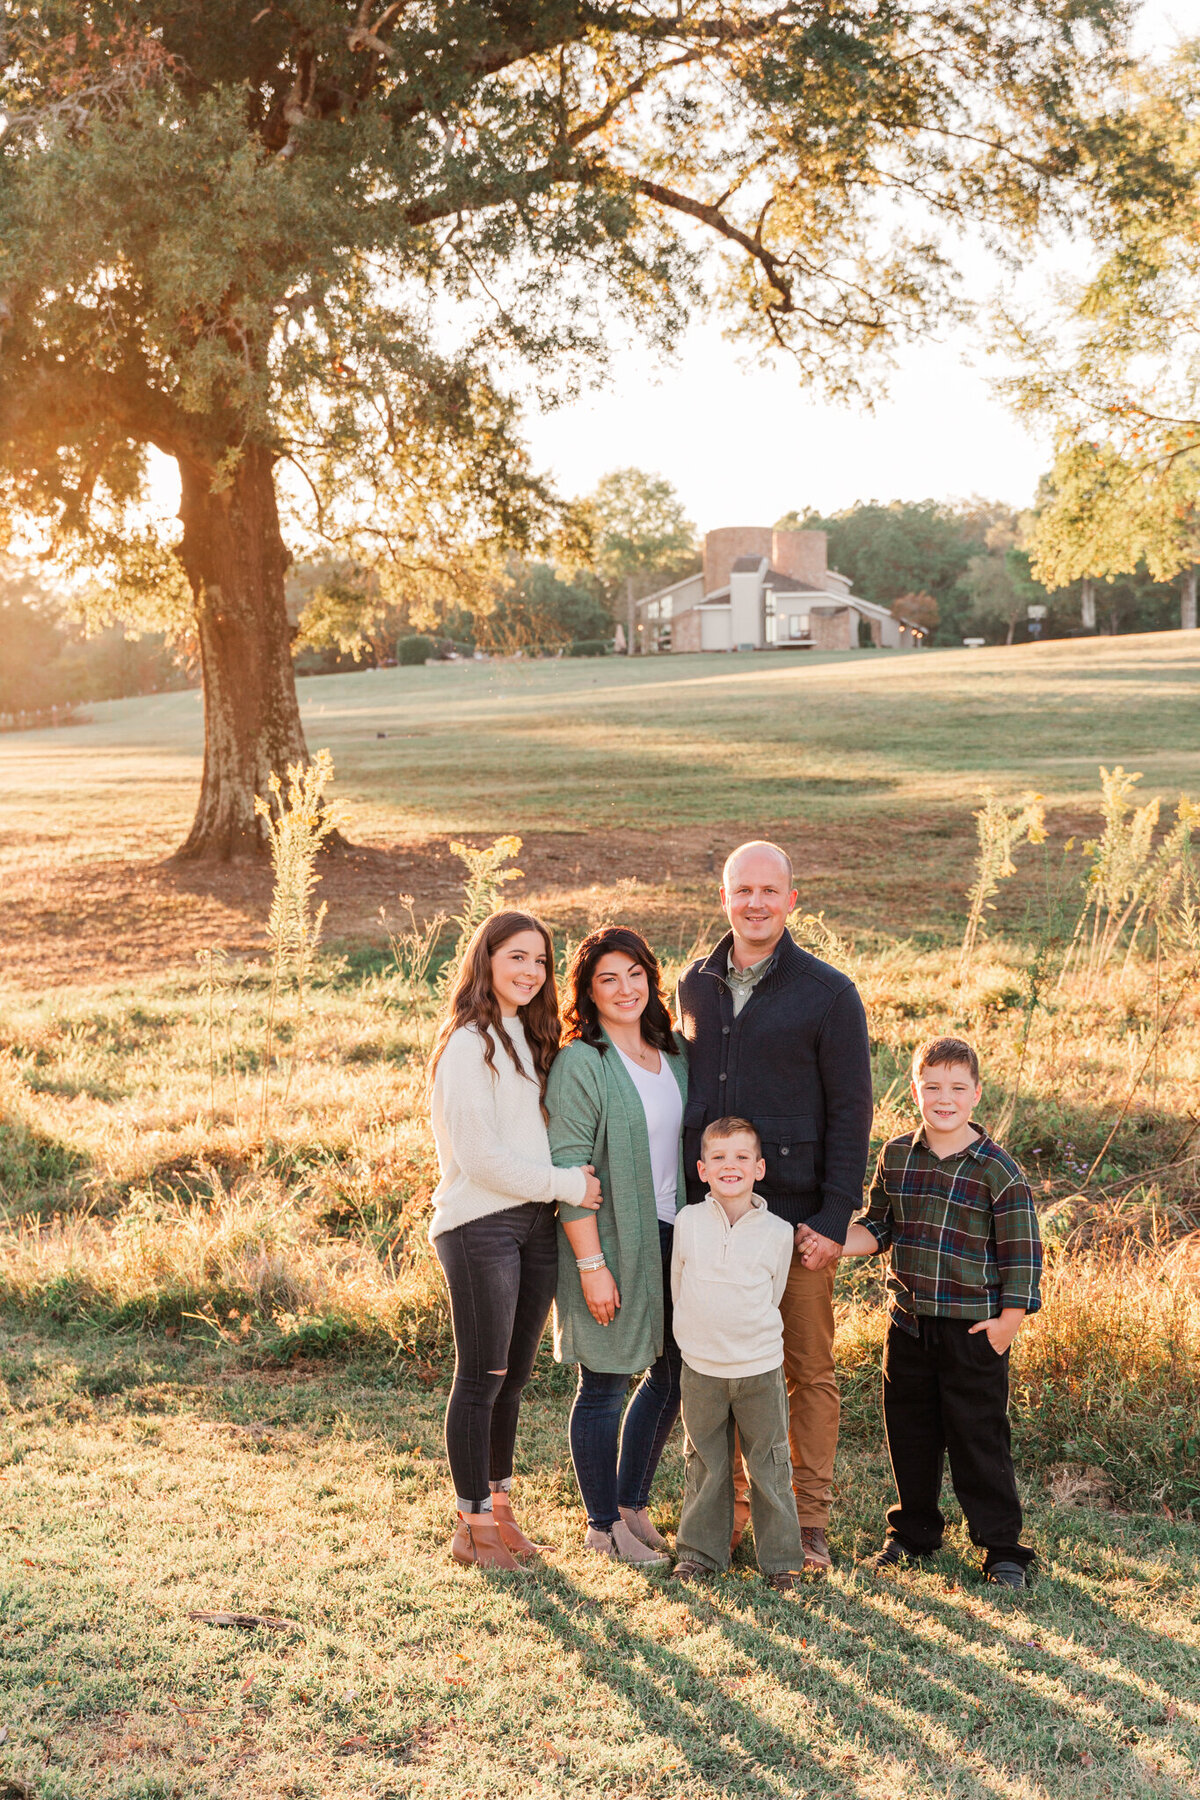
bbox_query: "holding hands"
[794,1221,842,1271]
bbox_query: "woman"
[428,910,602,1570]
[547,925,688,1566]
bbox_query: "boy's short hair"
[700,1116,762,1157]
[912,1035,980,1084]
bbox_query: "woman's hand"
[577,1165,603,1209]
[580,1266,620,1326]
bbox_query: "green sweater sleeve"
[547,1046,603,1224]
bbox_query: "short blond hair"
[700,1116,762,1157]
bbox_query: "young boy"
[802,1036,1042,1588]
[670,1117,806,1591]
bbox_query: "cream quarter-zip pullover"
[670,1194,795,1379]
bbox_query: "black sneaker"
[870,1539,932,1572]
[985,1560,1029,1591]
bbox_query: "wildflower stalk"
[255,749,344,1137]
[959,790,1047,976]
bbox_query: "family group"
[426,841,1043,1592]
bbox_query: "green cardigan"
[547,1031,689,1374]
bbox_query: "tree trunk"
[174,444,312,860]
[1182,565,1198,631]
[1080,575,1096,631]
[626,574,636,654]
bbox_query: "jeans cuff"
[456,1493,493,1515]
[489,1477,513,1493]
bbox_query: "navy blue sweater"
[676,930,873,1242]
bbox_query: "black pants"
[433,1202,558,1513]
[882,1315,1034,1571]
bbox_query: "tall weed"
[254,750,344,1132]
[959,789,1046,975]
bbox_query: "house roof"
[762,568,830,596]
[730,554,768,573]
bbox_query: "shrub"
[397,635,435,665]
[569,638,610,657]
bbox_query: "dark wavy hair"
[428,910,561,1096]
[563,925,679,1056]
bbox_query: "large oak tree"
[1,1,1137,856]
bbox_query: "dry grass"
[2,646,1200,1795]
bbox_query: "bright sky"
[522,1,1192,530]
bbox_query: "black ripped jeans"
[433,1202,559,1513]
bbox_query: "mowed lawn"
[3,632,1200,1799]
[1,635,1198,865]
[4,1319,1199,1800]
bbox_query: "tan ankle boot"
[451,1512,520,1571]
[490,1498,545,1563]
[619,1506,669,1552]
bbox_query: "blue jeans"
[569,1218,682,1529]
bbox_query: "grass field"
[2,635,1199,1798]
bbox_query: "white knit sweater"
[428,1019,588,1240]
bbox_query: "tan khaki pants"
[733,1252,838,1528]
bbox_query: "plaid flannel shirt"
[860,1125,1042,1336]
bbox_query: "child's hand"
[795,1223,840,1270]
[969,1308,1025,1355]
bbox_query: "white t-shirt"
[616,1047,683,1224]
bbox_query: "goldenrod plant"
[254,750,344,1135]
[959,790,1047,976]
[441,835,524,986]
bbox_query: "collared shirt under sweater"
[861,1124,1042,1335]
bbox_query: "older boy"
[670,1118,805,1590]
[803,1036,1042,1589]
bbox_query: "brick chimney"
[771,530,828,586]
[704,526,772,596]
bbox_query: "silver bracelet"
[576,1254,607,1272]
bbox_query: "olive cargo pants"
[676,1362,804,1576]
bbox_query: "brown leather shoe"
[729,1495,752,1555]
[765,1571,804,1592]
[489,1498,546,1563]
[800,1526,833,1573]
[451,1512,520,1571]
[670,1558,714,1582]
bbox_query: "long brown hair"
[428,910,562,1096]
[563,925,679,1056]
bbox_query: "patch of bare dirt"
[0,810,1098,989]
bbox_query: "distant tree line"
[779,497,1189,648]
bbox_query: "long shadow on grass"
[508,1566,1037,1800]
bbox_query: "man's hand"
[581,1267,621,1326]
[968,1307,1025,1355]
[795,1224,841,1271]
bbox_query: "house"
[637,526,925,652]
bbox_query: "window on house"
[789,614,810,639]
[764,587,777,644]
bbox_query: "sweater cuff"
[805,1189,859,1246]
[552,1165,589,1207]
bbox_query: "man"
[676,840,873,1571]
